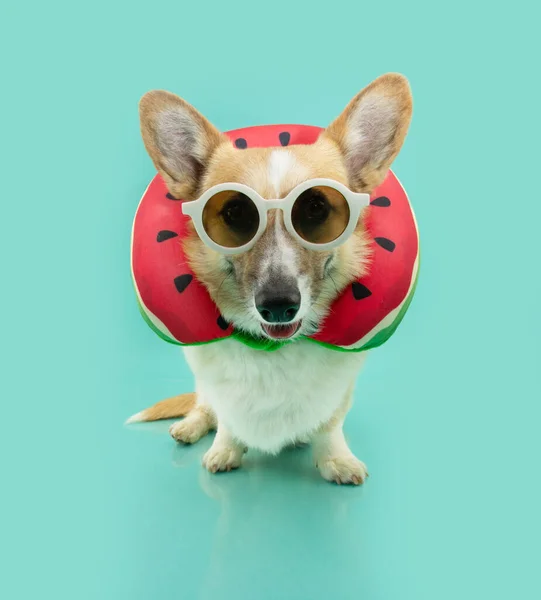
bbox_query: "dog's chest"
[183,340,365,452]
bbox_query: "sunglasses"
[182,178,370,255]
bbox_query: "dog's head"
[139,74,412,341]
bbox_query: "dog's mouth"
[261,321,302,340]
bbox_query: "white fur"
[273,210,299,277]
[125,410,145,424]
[267,149,295,197]
[264,150,301,280]
[202,425,245,472]
[183,339,366,454]
[313,424,368,483]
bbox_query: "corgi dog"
[129,73,412,484]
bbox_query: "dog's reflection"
[171,436,369,599]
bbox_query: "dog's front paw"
[203,445,243,473]
[169,418,209,444]
[317,455,368,485]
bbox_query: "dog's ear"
[324,73,412,193]
[139,91,225,199]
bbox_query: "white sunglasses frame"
[182,178,370,256]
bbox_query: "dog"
[128,73,412,484]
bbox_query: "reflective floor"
[116,407,426,600]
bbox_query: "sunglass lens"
[291,186,350,244]
[202,191,260,248]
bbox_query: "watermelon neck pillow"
[132,124,419,353]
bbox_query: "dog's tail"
[125,392,196,424]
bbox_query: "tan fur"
[201,137,348,196]
[324,73,412,192]
[139,91,225,200]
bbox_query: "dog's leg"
[312,386,368,485]
[169,402,216,445]
[203,423,245,473]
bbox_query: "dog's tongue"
[262,322,300,340]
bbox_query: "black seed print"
[157,230,179,243]
[370,196,391,207]
[279,131,291,146]
[234,138,248,149]
[374,237,396,252]
[217,316,229,330]
[352,282,372,300]
[166,193,179,200]
[173,274,193,293]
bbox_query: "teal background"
[1,1,540,599]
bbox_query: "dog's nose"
[256,288,301,324]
